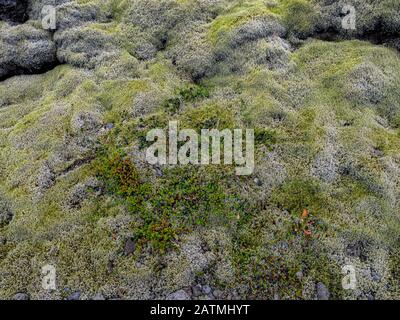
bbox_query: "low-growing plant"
[254,128,277,149]
[95,137,240,253]
[270,178,324,215]
[162,84,209,113]
[95,149,142,197]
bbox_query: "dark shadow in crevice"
[312,22,400,51]
[0,60,64,82]
[0,1,65,82]
[0,0,29,24]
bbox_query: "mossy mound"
[0,0,399,300]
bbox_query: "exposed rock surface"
[313,0,400,49]
[0,0,29,23]
[0,23,57,80]
[316,282,330,300]
[167,290,191,300]
[13,292,30,300]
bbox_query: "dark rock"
[166,290,191,300]
[372,148,384,158]
[201,243,210,252]
[390,38,400,51]
[366,292,375,300]
[14,292,30,300]
[0,0,29,23]
[316,282,330,300]
[124,238,136,256]
[105,123,115,130]
[67,291,81,300]
[213,290,223,299]
[0,24,58,81]
[370,268,382,282]
[92,293,106,300]
[254,178,263,186]
[202,285,212,295]
[346,241,368,262]
[191,284,202,297]
[154,166,163,177]
[0,196,13,227]
[107,259,114,274]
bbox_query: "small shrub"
[135,217,180,253]
[162,96,182,114]
[96,149,142,197]
[162,84,209,113]
[178,84,209,102]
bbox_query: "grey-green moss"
[0,0,399,300]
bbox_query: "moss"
[281,0,318,37]
[1,0,400,300]
[208,0,280,44]
[270,177,327,216]
[162,83,209,113]
[181,103,236,130]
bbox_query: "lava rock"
[36,161,56,195]
[0,0,29,23]
[0,24,58,80]
[92,293,106,300]
[14,292,30,300]
[347,62,387,105]
[124,238,136,256]
[67,291,81,300]
[66,177,103,209]
[0,196,13,227]
[202,285,212,295]
[370,268,382,282]
[213,290,223,299]
[296,271,304,281]
[191,284,202,297]
[316,282,330,300]
[346,240,368,262]
[166,290,191,300]
[54,27,115,69]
